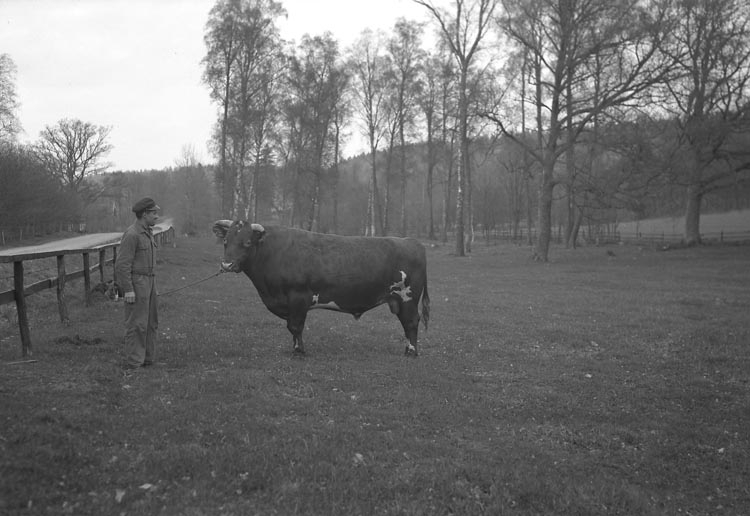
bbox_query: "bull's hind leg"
[287,316,306,354]
[396,301,421,357]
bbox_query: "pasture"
[1,236,749,515]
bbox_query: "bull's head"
[212,220,266,273]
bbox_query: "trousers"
[123,275,158,367]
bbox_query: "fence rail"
[616,230,750,244]
[0,226,174,357]
[477,227,750,246]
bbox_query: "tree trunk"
[426,121,436,240]
[332,121,341,233]
[441,144,453,243]
[383,141,394,236]
[455,69,469,257]
[535,164,554,261]
[684,184,702,245]
[571,206,584,249]
[369,151,384,236]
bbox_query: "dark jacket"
[115,218,157,295]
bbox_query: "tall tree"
[415,0,498,256]
[202,0,285,219]
[416,52,444,240]
[660,0,750,245]
[349,29,391,236]
[286,33,348,231]
[0,54,21,143]
[203,0,242,217]
[387,19,426,236]
[493,0,672,261]
[34,119,112,200]
[229,0,283,220]
[437,50,458,243]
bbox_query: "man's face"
[143,209,159,227]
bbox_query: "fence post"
[56,255,69,324]
[13,261,32,357]
[98,249,106,283]
[83,252,91,306]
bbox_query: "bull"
[212,220,430,356]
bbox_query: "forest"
[1,0,750,261]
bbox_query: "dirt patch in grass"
[1,238,749,515]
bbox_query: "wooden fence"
[0,226,174,357]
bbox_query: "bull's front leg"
[286,293,309,354]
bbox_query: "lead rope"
[157,270,224,297]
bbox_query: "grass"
[1,236,749,515]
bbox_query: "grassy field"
[1,236,749,515]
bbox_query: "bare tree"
[387,19,426,236]
[492,0,672,261]
[0,54,21,143]
[416,51,444,240]
[175,143,200,168]
[660,0,750,245]
[349,29,390,236]
[437,51,459,244]
[34,119,112,196]
[414,0,498,256]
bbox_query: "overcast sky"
[1,0,430,171]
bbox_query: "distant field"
[1,237,749,515]
[617,209,750,242]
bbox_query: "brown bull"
[213,220,430,355]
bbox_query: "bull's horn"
[212,219,234,237]
[251,223,265,232]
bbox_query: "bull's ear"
[212,220,233,241]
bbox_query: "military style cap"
[132,197,160,213]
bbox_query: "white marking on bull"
[310,293,343,311]
[406,342,416,353]
[310,301,344,311]
[389,270,412,302]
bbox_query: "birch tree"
[349,29,390,236]
[414,0,498,256]
[203,0,285,219]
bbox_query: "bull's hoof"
[293,347,306,355]
[404,347,418,357]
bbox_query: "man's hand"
[124,291,136,304]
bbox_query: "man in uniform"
[115,197,160,369]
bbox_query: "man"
[115,197,160,369]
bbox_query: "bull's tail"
[421,280,430,330]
